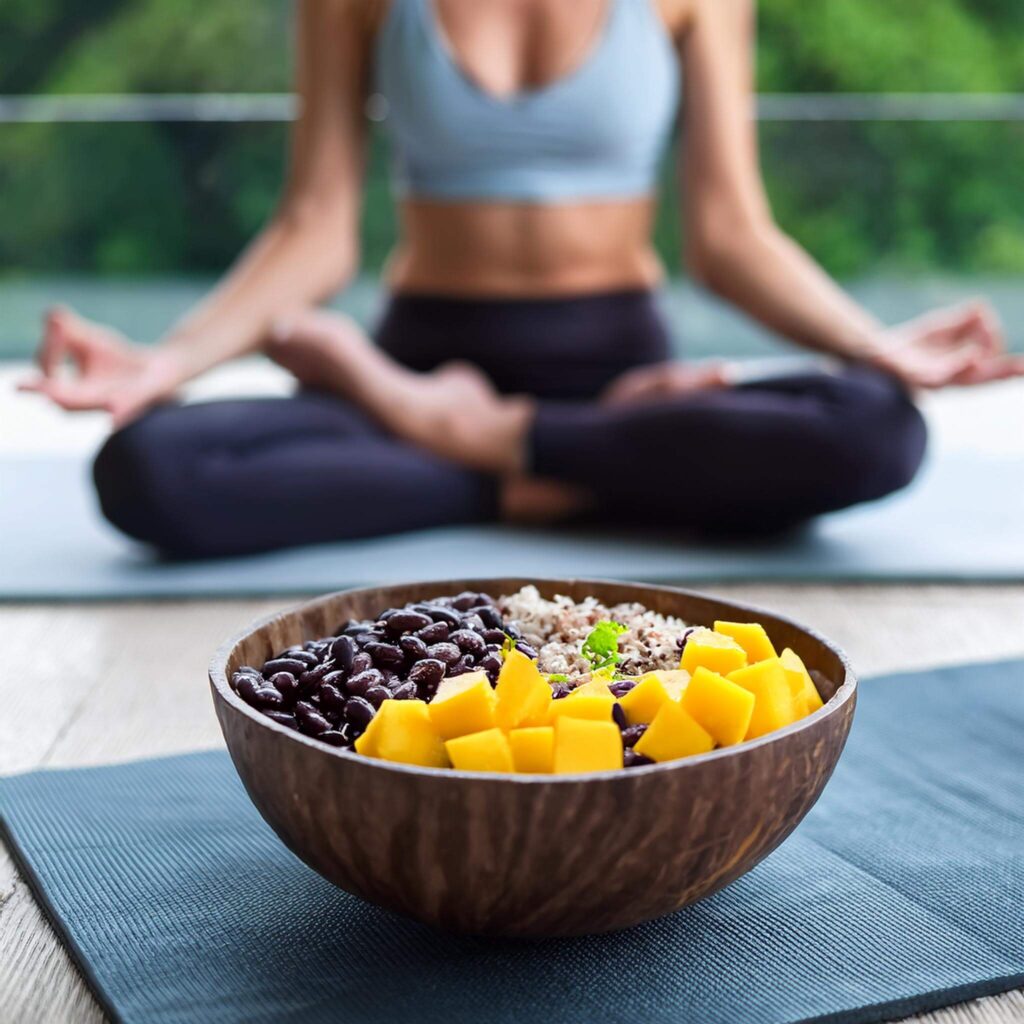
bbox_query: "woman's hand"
[867,302,1024,391]
[18,307,185,427]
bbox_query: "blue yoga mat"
[2,443,1023,599]
[2,659,1022,1024]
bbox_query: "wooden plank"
[2,588,1023,1023]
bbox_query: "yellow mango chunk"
[508,726,555,773]
[619,674,671,725]
[642,669,691,702]
[728,658,799,739]
[445,728,515,772]
[714,620,778,664]
[780,648,824,717]
[371,700,449,768]
[428,671,496,740]
[570,678,616,699]
[548,694,615,724]
[495,649,552,730]
[680,627,748,677]
[682,666,755,747]
[634,700,714,763]
[553,717,623,773]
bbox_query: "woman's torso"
[370,0,689,297]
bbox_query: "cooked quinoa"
[498,585,691,680]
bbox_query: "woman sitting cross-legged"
[22,0,1023,558]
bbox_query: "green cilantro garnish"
[581,619,628,674]
[547,673,569,684]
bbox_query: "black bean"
[451,591,482,611]
[408,658,445,688]
[294,701,332,736]
[304,640,331,662]
[460,613,486,633]
[624,750,655,768]
[268,671,299,702]
[329,635,357,674]
[318,730,348,747]
[551,683,572,700]
[297,663,330,697]
[347,669,384,696]
[505,623,522,640]
[342,620,372,637]
[321,669,347,689]
[365,641,405,668]
[621,723,648,747]
[427,642,461,666]
[286,649,320,669]
[385,610,433,634]
[482,628,507,645]
[391,681,418,701]
[364,685,390,708]
[354,630,387,647]
[612,703,627,729]
[609,679,638,698]
[351,652,373,675]
[345,696,376,730]
[416,621,449,644]
[236,675,269,707]
[472,605,503,629]
[231,668,260,692]
[264,710,298,729]
[450,629,486,656]
[376,607,403,622]
[400,635,429,660]
[423,605,462,629]
[448,654,476,676]
[676,627,696,652]
[317,681,348,714]
[262,657,307,678]
[516,642,538,660]
[479,653,503,678]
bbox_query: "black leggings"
[93,291,927,558]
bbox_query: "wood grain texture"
[4,585,1024,1021]
[211,578,856,936]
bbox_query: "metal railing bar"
[2,92,1024,124]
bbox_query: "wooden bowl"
[209,578,856,937]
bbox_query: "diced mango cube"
[508,726,555,773]
[495,649,552,730]
[445,728,515,772]
[682,666,755,746]
[642,669,691,702]
[728,658,799,739]
[428,671,496,740]
[371,700,449,768]
[553,717,623,773]
[570,678,616,699]
[634,700,714,763]
[713,620,778,664]
[619,674,671,725]
[680,627,748,676]
[780,648,824,717]
[548,694,615,724]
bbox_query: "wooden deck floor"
[3,585,1024,1024]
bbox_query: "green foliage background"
[2,0,1023,277]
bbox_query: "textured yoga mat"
[1,660,1022,1024]
[1,441,1023,598]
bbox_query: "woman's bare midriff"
[384,197,665,297]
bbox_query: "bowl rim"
[209,576,857,784]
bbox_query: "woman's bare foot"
[601,359,734,406]
[267,309,534,474]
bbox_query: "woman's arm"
[679,0,1021,388]
[24,0,374,424]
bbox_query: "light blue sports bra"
[374,0,681,202]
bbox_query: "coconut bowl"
[209,577,855,937]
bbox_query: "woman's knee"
[92,408,203,556]
[828,370,928,503]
